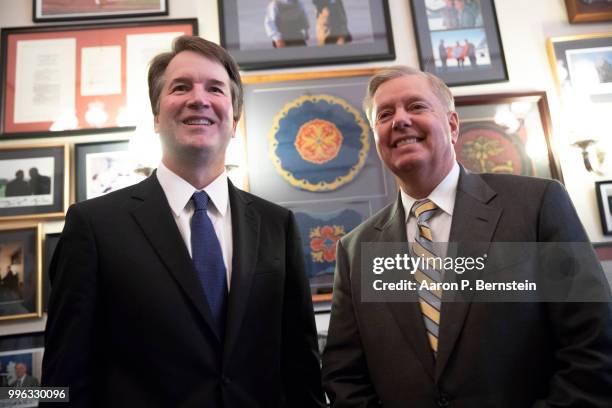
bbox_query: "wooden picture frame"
[0,144,68,221]
[0,223,42,322]
[242,69,398,307]
[33,0,169,22]
[0,19,197,139]
[219,0,395,70]
[409,0,508,86]
[454,92,563,182]
[564,0,612,23]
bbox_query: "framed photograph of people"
[410,0,507,86]
[454,92,563,182]
[0,19,197,139]
[0,144,68,221]
[595,181,612,235]
[218,0,395,70]
[0,223,42,322]
[242,69,398,307]
[564,0,612,23]
[0,332,44,390]
[74,140,146,202]
[547,33,612,99]
[33,0,169,22]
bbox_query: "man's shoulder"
[231,187,291,219]
[340,200,398,246]
[475,172,564,197]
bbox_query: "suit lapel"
[129,174,220,341]
[223,182,260,359]
[435,168,501,379]
[381,196,437,379]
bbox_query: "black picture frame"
[0,223,42,322]
[74,140,145,202]
[595,181,612,236]
[33,0,169,22]
[42,232,60,313]
[409,0,508,86]
[0,19,197,139]
[219,0,395,70]
[0,144,68,221]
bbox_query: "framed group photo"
[0,144,68,221]
[0,19,197,139]
[564,0,612,23]
[74,140,146,202]
[454,92,563,182]
[0,223,42,322]
[410,0,507,86]
[219,0,395,70]
[33,0,169,22]
[242,69,398,308]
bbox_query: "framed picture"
[74,140,146,202]
[0,332,44,391]
[42,232,60,313]
[564,0,612,23]
[0,223,42,322]
[0,144,68,221]
[33,0,169,22]
[547,33,612,99]
[409,0,508,86]
[454,92,563,182]
[594,241,612,288]
[243,69,398,307]
[0,19,197,139]
[219,0,395,70]
[596,181,612,235]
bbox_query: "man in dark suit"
[42,35,324,408]
[322,66,612,407]
[28,167,51,195]
[10,363,39,387]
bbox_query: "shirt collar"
[400,161,460,222]
[156,161,229,217]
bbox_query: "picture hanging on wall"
[564,0,612,23]
[219,0,395,70]
[409,0,508,86]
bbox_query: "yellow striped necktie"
[411,199,442,355]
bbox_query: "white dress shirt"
[156,162,233,289]
[400,162,460,252]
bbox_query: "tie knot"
[192,191,209,211]
[412,199,438,221]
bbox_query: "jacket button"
[437,395,450,407]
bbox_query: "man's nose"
[391,109,412,131]
[186,86,210,109]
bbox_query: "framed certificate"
[0,19,197,139]
[33,0,169,22]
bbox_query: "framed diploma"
[0,19,197,139]
[33,0,169,23]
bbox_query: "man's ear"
[448,111,459,144]
[232,119,238,137]
[154,114,160,133]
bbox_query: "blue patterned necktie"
[191,191,227,335]
[411,199,442,356]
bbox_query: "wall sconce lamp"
[571,139,606,176]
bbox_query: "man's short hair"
[148,35,243,122]
[363,66,455,124]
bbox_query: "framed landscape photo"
[0,223,42,322]
[410,0,508,86]
[242,69,398,307]
[0,144,68,221]
[219,0,395,70]
[595,181,612,235]
[454,92,563,182]
[564,0,612,23]
[0,333,44,390]
[0,19,197,139]
[74,140,146,202]
[33,0,169,22]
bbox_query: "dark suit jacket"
[42,174,324,408]
[11,375,39,387]
[322,168,612,407]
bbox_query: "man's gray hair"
[363,66,455,124]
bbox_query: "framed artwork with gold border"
[0,144,68,221]
[454,92,563,182]
[564,0,612,23]
[242,68,397,308]
[0,223,42,322]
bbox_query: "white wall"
[0,0,610,336]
